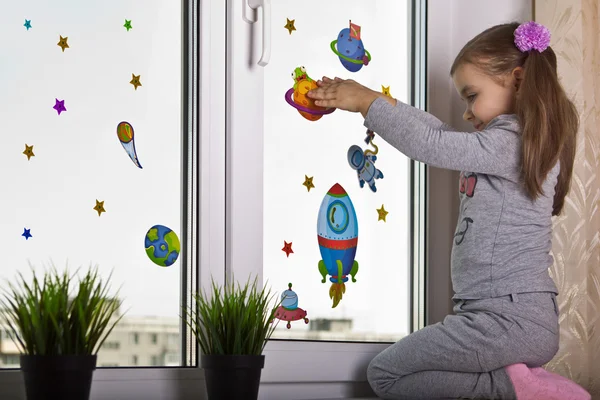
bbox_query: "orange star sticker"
[284,18,296,35]
[94,199,106,217]
[377,205,388,222]
[282,241,294,257]
[57,35,69,52]
[130,74,142,90]
[302,175,315,192]
[23,144,35,160]
[381,85,392,97]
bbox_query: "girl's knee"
[366,356,380,387]
[367,354,395,397]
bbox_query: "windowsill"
[0,367,203,382]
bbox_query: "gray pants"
[367,292,560,399]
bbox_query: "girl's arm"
[391,99,454,132]
[364,97,521,178]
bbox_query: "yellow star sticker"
[284,18,296,35]
[57,35,69,52]
[23,144,35,160]
[94,199,106,217]
[377,204,388,222]
[130,74,142,90]
[381,85,392,97]
[302,175,315,192]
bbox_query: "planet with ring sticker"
[330,22,371,72]
[285,66,336,121]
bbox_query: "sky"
[0,0,414,341]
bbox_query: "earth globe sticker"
[285,66,335,121]
[330,20,371,72]
[144,225,180,267]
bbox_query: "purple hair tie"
[514,21,551,52]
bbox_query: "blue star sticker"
[24,19,32,30]
[22,228,32,240]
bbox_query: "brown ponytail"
[451,22,579,215]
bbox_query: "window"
[167,333,179,347]
[228,1,422,337]
[0,355,20,367]
[151,333,158,344]
[131,355,138,365]
[0,0,194,369]
[225,0,426,383]
[261,0,412,342]
[1,331,13,340]
[131,333,139,345]
[102,342,120,350]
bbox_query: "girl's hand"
[307,77,378,117]
[307,77,394,117]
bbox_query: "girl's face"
[452,63,518,131]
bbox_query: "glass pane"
[264,0,411,342]
[0,1,185,367]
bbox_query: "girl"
[308,22,590,400]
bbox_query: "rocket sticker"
[317,183,359,308]
[116,121,142,168]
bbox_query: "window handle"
[244,0,271,67]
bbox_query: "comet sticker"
[116,121,142,168]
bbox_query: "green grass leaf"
[0,263,125,356]
[186,276,281,355]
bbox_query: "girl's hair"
[450,22,579,216]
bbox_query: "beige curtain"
[534,0,600,397]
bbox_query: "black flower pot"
[20,355,97,400]
[201,354,265,400]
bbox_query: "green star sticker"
[124,19,132,31]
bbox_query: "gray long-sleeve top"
[364,97,559,299]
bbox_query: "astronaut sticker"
[348,129,384,192]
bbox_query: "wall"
[426,0,532,324]
[534,0,600,395]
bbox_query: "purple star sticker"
[53,98,66,115]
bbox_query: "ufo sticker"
[116,121,142,168]
[331,20,371,72]
[285,66,335,121]
[272,283,309,329]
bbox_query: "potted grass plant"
[184,276,281,400]
[0,265,124,400]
